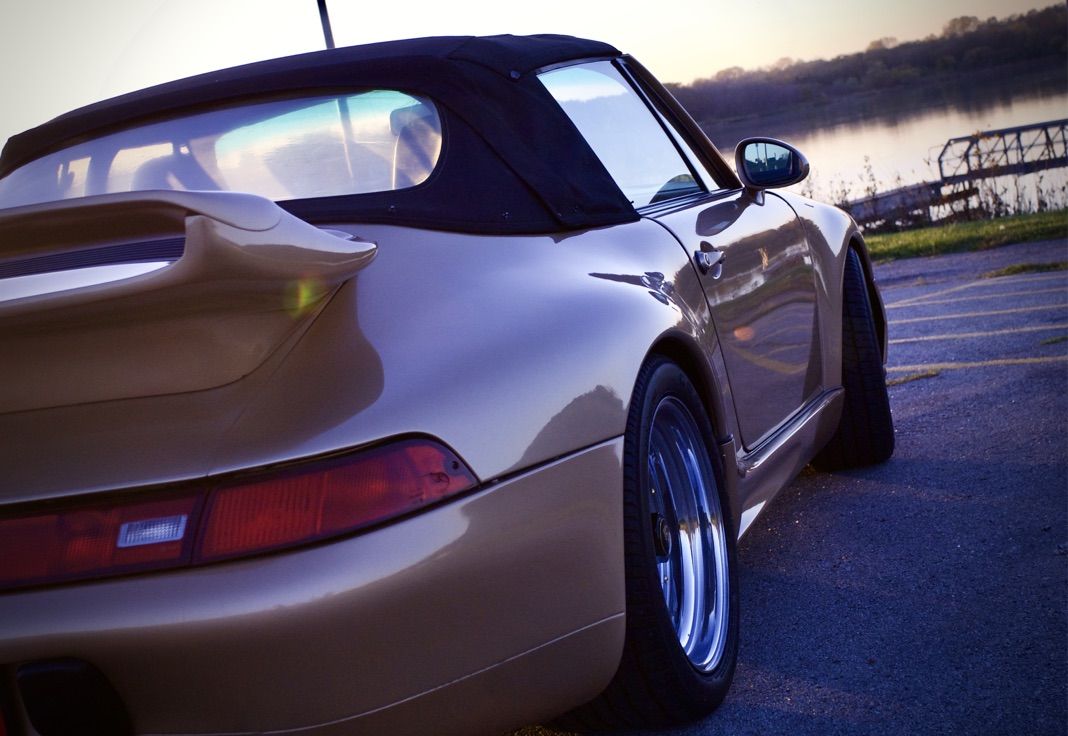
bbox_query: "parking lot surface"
[521,239,1067,736]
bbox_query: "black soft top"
[1,34,640,233]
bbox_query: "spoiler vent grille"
[0,237,185,279]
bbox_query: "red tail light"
[199,441,475,560]
[0,439,476,591]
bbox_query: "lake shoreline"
[716,86,1068,217]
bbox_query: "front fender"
[774,192,887,382]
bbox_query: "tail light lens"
[0,439,476,591]
[0,496,200,590]
[199,441,475,561]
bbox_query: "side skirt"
[726,388,844,539]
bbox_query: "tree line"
[667,4,1067,136]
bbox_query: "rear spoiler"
[0,190,376,413]
[0,189,375,292]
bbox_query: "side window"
[539,61,704,208]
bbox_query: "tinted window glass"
[0,91,441,209]
[539,61,702,208]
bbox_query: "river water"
[728,92,1068,210]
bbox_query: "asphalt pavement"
[522,238,1068,736]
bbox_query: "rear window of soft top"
[0,90,442,209]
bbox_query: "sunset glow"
[0,0,1054,146]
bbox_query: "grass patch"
[865,209,1068,261]
[981,261,1067,278]
[886,369,941,386]
[1040,335,1068,346]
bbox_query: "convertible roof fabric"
[1,35,640,233]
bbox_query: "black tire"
[556,358,739,731]
[812,248,895,470]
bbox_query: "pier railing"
[937,119,1068,185]
[842,118,1068,228]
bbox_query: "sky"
[0,0,1054,147]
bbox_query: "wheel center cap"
[652,513,673,558]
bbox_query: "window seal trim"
[636,187,742,217]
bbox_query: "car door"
[652,189,820,448]
[539,59,821,449]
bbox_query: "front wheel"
[813,247,895,470]
[559,358,738,731]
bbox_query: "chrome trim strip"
[737,388,842,477]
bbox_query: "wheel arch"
[641,333,742,534]
[644,333,730,444]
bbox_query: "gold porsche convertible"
[0,34,893,736]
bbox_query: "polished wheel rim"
[647,396,729,672]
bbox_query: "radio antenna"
[317,0,336,49]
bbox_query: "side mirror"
[735,137,810,190]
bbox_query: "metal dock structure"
[844,118,1068,228]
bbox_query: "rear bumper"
[0,439,625,736]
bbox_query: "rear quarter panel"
[210,218,720,484]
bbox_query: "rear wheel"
[813,248,895,470]
[558,358,738,731]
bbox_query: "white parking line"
[884,271,1067,308]
[886,281,978,308]
[889,304,1067,324]
[884,286,1066,309]
[888,356,1068,372]
[889,323,1068,344]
